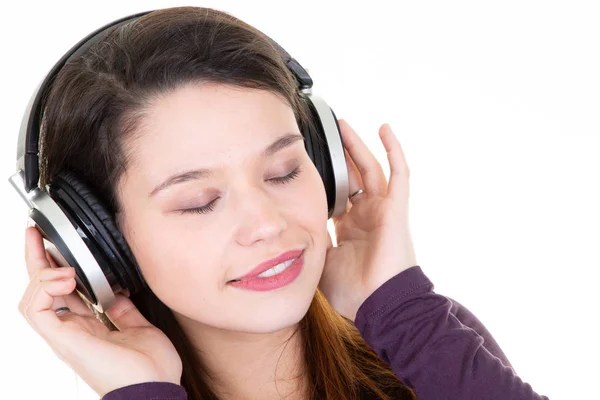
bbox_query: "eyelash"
[180,166,302,215]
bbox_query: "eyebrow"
[148,132,305,197]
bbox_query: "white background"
[1,1,598,399]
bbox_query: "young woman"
[16,6,548,400]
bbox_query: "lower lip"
[228,251,304,292]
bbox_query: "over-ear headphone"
[9,9,349,313]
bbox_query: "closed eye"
[179,166,302,215]
[268,166,301,184]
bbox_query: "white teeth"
[256,259,296,278]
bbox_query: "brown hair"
[38,6,416,399]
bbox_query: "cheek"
[124,212,226,309]
[300,163,329,226]
[295,164,329,254]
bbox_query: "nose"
[233,186,288,246]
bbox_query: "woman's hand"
[319,119,417,321]
[18,227,182,397]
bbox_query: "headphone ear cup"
[301,96,337,217]
[49,171,147,296]
[300,93,348,218]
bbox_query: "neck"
[175,313,308,400]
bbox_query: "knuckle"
[38,267,56,281]
[36,266,65,282]
[30,268,43,283]
[39,279,57,293]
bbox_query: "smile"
[255,258,296,278]
[228,250,305,292]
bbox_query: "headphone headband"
[10,7,348,311]
[17,9,313,193]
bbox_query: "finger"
[338,119,387,196]
[20,266,75,314]
[36,264,75,280]
[379,123,410,201]
[43,252,70,311]
[45,250,92,315]
[25,227,51,279]
[23,229,73,320]
[105,294,153,331]
[19,273,78,336]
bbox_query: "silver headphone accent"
[9,171,116,312]
[303,92,349,218]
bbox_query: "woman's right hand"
[18,226,183,397]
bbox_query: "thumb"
[105,294,153,331]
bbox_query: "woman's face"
[117,83,329,333]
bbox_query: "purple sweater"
[102,266,548,399]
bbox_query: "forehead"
[129,83,298,169]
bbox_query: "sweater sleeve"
[354,266,549,400]
[101,382,187,400]
[446,296,514,371]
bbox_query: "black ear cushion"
[301,96,337,217]
[52,170,147,294]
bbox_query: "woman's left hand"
[319,119,417,321]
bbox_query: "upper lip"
[230,249,304,282]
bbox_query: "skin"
[116,82,330,398]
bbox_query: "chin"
[234,305,310,334]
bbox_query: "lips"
[230,249,304,282]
